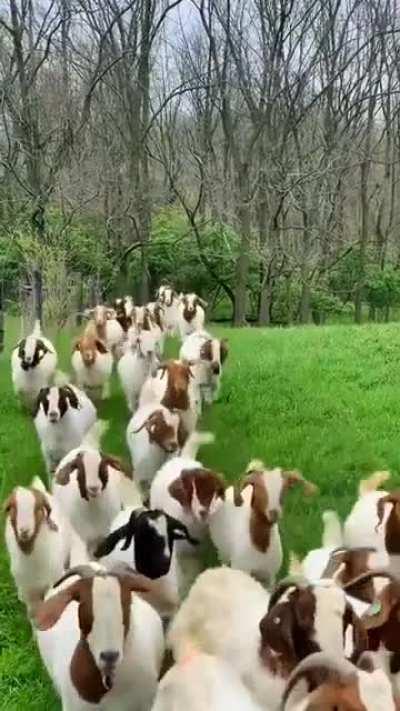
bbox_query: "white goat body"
[11,321,57,407]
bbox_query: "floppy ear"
[94,524,131,558]
[376,493,400,530]
[168,475,192,508]
[124,571,155,594]
[157,363,168,379]
[73,340,81,352]
[344,603,368,658]
[35,580,84,630]
[42,497,59,532]
[220,339,229,363]
[33,388,49,418]
[3,494,15,514]
[260,600,296,659]
[95,339,108,354]
[55,458,79,485]
[101,455,132,479]
[64,386,79,409]
[196,297,208,309]
[282,470,318,496]
[167,515,199,545]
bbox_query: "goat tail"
[81,419,109,449]
[31,475,47,493]
[359,471,390,496]
[246,458,265,473]
[32,319,42,337]
[288,551,303,576]
[54,370,70,387]
[321,510,343,548]
[181,431,215,460]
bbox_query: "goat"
[117,327,160,412]
[178,293,207,340]
[11,320,57,408]
[114,296,135,333]
[292,509,388,617]
[89,304,125,356]
[147,301,166,353]
[179,330,228,408]
[343,471,397,574]
[34,384,97,473]
[72,321,113,401]
[53,445,141,554]
[168,568,367,710]
[4,476,87,616]
[282,652,398,710]
[34,564,164,711]
[150,431,222,551]
[209,460,318,585]
[127,403,185,495]
[156,285,180,336]
[151,652,263,711]
[95,508,198,618]
[139,359,198,435]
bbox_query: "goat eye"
[273,616,281,624]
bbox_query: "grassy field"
[2,318,400,709]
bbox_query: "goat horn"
[53,564,105,587]
[281,652,356,709]
[342,569,395,590]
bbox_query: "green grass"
[2,318,400,708]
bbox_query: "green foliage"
[128,208,239,308]
[364,267,400,310]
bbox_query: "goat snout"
[87,485,100,498]
[268,509,279,524]
[100,650,120,665]
[165,441,178,454]
[48,411,60,423]
[211,361,220,375]
[198,508,208,521]
[18,527,32,541]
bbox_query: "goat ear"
[282,470,318,496]
[33,388,49,418]
[42,498,59,532]
[94,524,130,558]
[95,339,109,354]
[3,494,14,514]
[376,494,400,530]
[167,516,199,545]
[168,476,192,508]
[220,339,229,363]
[196,297,208,309]
[64,386,79,409]
[55,459,78,485]
[35,580,84,630]
[73,340,80,352]
[344,603,368,657]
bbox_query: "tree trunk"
[234,162,251,326]
[32,267,43,323]
[0,282,4,352]
[258,273,272,325]
[299,278,311,324]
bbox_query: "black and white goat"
[95,508,198,616]
[11,320,57,407]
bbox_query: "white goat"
[169,568,366,710]
[152,653,263,711]
[150,432,222,550]
[117,327,160,412]
[90,304,125,355]
[52,424,141,553]
[179,330,228,408]
[209,460,317,584]
[178,293,207,339]
[72,321,113,401]
[139,360,198,436]
[11,320,57,407]
[34,383,97,473]
[282,652,397,711]
[4,476,87,616]
[127,403,184,493]
[35,564,164,711]
[156,286,180,336]
[344,471,394,572]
